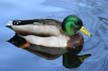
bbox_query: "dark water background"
[0,0,108,71]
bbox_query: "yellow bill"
[80,26,91,36]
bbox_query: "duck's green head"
[62,15,91,36]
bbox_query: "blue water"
[0,0,108,71]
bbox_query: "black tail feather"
[7,33,27,47]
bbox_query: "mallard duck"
[7,15,91,68]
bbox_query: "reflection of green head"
[62,15,83,36]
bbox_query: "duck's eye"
[75,20,83,27]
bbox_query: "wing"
[11,19,62,26]
[7,19,62,36]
